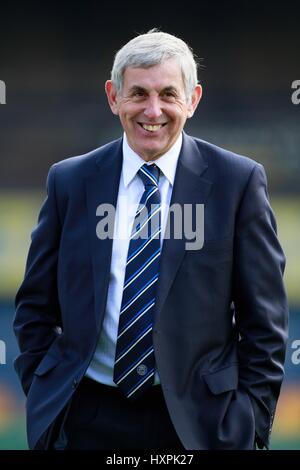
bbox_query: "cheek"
[167,104,187,121]
[170,113,187,128]
[121,108,142,124]
[118,111,134,129]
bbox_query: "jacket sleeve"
[233,163,289,449]
[13,164,62,395]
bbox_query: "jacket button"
[72,379,78,389]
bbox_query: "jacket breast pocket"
[183,237,233,266]
[200,237,233,253]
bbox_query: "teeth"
[142,124,162,132]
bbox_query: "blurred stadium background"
[0,0,299,450]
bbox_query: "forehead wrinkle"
[123,59,186,93]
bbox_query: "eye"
[131,90,146,99]
[163,91,176,100]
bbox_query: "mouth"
[138,122,167,133]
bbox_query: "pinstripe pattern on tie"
[113,163,161,400]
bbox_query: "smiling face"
[105,59,202,161]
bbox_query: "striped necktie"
[113,163,161,400]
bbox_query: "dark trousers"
[54,376,184,450]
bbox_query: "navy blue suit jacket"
[14,132,288,449]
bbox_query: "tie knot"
[138,164,160,188]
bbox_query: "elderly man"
[14,29,288,450]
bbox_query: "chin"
[140,141,166,155]
[140,148,164,161]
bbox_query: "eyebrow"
[162,86,178,94]
[129,85,147,94]
[128,85,179,94]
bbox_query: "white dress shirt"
[85,132,182,386]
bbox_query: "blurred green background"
[0,0,300,450]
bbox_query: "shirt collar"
[122,132,182,188]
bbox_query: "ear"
[105,80,119,115]
[187,84,202,118]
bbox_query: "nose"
[144,96,162,120]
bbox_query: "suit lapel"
[154,133,213,321]
[85,139,123,329]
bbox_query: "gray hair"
[111,29,199,103]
